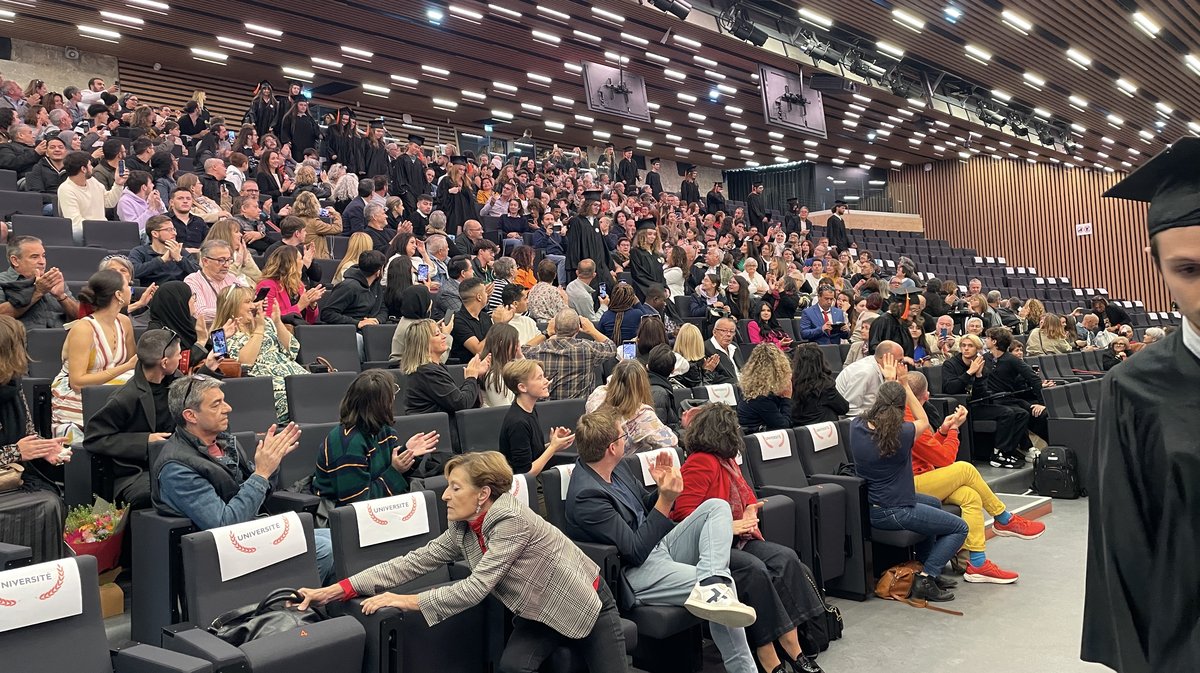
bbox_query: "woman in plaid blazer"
[297,451,630,673]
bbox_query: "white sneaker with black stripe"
[684,581,757,628]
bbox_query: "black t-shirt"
[150,377,175,433]
[498,403,542,474]
[449,307,491,364]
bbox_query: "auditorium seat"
[11,214,75,246]
[454,405,509,455]
[83,219,142,251]
[391,411,455,479]
[0,190,46,219]
[219,376,278,433]
[285,371,357,424]
[295,324,361,373]
[360,323,396,367]
[0,169,17,191]
[63,385,124,507]
[44,245,109,282]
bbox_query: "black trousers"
[729,540,813,649]
[498,581,630,673]
[969,402,1029,455]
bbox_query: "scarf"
[147,281,198,346]
[720,457,763,543]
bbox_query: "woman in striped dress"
[50,270,137,442]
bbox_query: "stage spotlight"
[1038,129,1057,146]
[849,58,887,79]
[977,107,1007,127]
[719,4,769,47]
[652,0,692,21]
[807,42,844,66]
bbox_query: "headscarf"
[399,285,432,320]
[147,281,197,347]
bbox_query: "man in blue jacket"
[799,287,851,344]
[564,409,760,673]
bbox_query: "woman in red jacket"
[673,403,828,673]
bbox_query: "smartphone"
[254,286,271,303]
[598,282,608,299]
[318,207,329,218]
[211,328,228,358]
[117,159,126,177]
[417,264,430,282]
[829,322,845,330]
[939,327,949,339]
[619,343,637,360]
[227,130,237,142]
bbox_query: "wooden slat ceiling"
[2,0,1190,175]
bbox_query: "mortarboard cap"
[887,285,921,319]
[713,181,723,188]
[1103,137,1200,236]
[583,189,603,200]
[256,80,273,92]
[463,150,476,162]
[635,217,658,231]
[623,145,634,152]
[449,155,468,166]
[650,157,661,164]
[368,118,386,129]
[407,134,425,145]
[786,197,799,205]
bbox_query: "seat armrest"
[756,495,795,550]
[265,491,320,515]
[64,443,95,508]
[111,642,214,673]
[572,540,620,593]
[0,542,32,568]
[160,625,245,670]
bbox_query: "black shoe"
[911,573,955,602]
[791,655,824,673]
[934,574,958,590]
[989,451,1022,469]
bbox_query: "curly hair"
[682,403,741,460]
[861,381,907,457]
[739,343,791,400]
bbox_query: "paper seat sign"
[213,511,308,581]
[352,492,431,548]
[755,430,790,461]
[554,464,575,499]
[638,447,681,486]
[806,422,839,452]
[508,475,530,509]
[0,558,84,633]
[706,383,737,405]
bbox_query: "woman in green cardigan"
[313,370,440,506]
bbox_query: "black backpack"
[1032,446,1084,499]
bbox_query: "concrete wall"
[0,38,118,99]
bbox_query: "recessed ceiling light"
[697,129,714,137]
[1189,122,1200,134]
[448,4,484,21]
[1116,78,1138,96]
[1187,54,1200,76]
[804,140,819,147]
[1156,102,1174,116]
[965,44,992,63]
[573,29,601,43]
[740,150,755,156]
[843,120,859,128]
[100,11,143,28]
[531,30,560,45]
[805,152,819,160]
[725,105,744,116]
[461,90,487,101]
[527,72,552,85]
[637,139,654,147]
[704,70,726,81]
[877,41,904,59]
[1139,130,1154,140]
[544,120,564,130]
[798,7,833,29]
[622,125,641,133]
[491,110,514,120]
[592,130,610,139]
[890,160,903,167]
[1101,136,1115,145]
[621,32,648,46]
[311,57,343,71]
[645,51,670,64]
[672,34,702,49]
[831,158,845,165]
[391,74,418,87]
[1069,95,1088,109]
[853,94,872,104]
[521,103,543,114]
[282,67,315,81]
[712,154,726,161]
[1107,114,1125,126]
[78,24,121,41]
[716,84,737,95]
[563,62,583,74]
[216,36,254,52]
[1032,107,1051,118]
[735,137,751,145]
[575,114,595,124]
[647,102,660,111]
[190,48,227,64]
[362,83,390,96]
[1132,11,1160,37]
[492,81,518,93]
[891,8,924,33]
[1023,72,1046,89]
[688,112,706,121]
[1001,10,1033,34]
[431,97,458,110]
[770,144,786,152]
[664,69,687,81]
[422,65,450,78]
[244,22,282,40]
[654,119,672,127]
[486,4,521,19]
[591,6,624,24]
[666,134,683,142]
[536,5,570,22]
[341,46,373,60]
[1066,48,1092,69]
[694,55,718,68]
[126,0,169,12]
[552,95,574,107]
[769,131,784,139]
[677,92,696,103]
[730,122,747,131]
[677,147,691,155]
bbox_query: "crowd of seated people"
[0,70,1172,673]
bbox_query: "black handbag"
[207,588,327,646]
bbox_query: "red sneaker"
[964,560,1019,584]
[993,514,1046,540]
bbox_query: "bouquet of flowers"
[64,498,127,572]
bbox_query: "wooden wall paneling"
[893,158,1169,311]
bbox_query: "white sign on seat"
[637,447,681,486]
[805,422,839,452]
[554,464,576,500]
[212,512,308,581]
[508,474,531,509]
[352,492,431,548]
[706,383,737,406]
[755,430,791,461]
[0,558,83,633]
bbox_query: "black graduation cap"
[256,80,273,93]
[786,197,799,205]
[713,181,723,188]
[337,106,355,120]
[1103,137,1200,236]
[583,189,603,200]
[368,118,386,129]
[407,134,425,145]
[622,145,634,152]
[463,150,476,162]
[604,142,615,149]
[834,199,848,207]
[635,217,658,231]
[887,285,921,303]
[650,157,661,164]
[449,155,468,166]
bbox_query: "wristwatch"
[539,330,550,339]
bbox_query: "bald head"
[553,308,582,337]
[906,371,929,400]
[936,315,953,331]
[873,340,903,361]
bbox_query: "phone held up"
[210,328,228,358]
[598,282,608,299]
[417,264,430,282]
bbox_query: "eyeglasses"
[158,327,180,360]
[713,328,735,335]
[205,257,233,266]
[182,373,209,402]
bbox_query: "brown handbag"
[0,462,24,493]
[874,561,963,616]
[217,360,246,378]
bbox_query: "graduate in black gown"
[391,134,426,215]
[323,107,360,175]
[564,196,613,290]
[358,118,391,179]
[826,200,852,252]
[434,156,476,238]
[627,218,666,301]
[868,286,917,357]
[1082,137,1200,673]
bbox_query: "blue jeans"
[870,493,968,576]
[624,499,757,673]
[314,528,334,584]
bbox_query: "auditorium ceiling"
[5,0,1196,175]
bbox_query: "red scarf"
[720,458,763,542]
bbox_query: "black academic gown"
[436,185,476,238]
[706,190,727,216]
[392,153,425,213]
[645,170,664,197]
[679,179,701,206]
[826,213,851,251]
[565,214,614,288]
[867,310,914,357]
[359,140,390,179]
[616,158,638,190]
[628,247,666,301]
[746,193,768,231]
[1082,329,1200,673]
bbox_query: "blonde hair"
[602,359,653,419]
[204,219,242,248]
[1025,299,1045,328]
[674,323,705,361]
[335,232,373,284]
[959,333,984,350]
[634,226,660,253]
[444,451,513,499]
[214,285,251,334]
[740,344,792,400]
[176,172,200,192]
[261,245,303,297]
[399,319,438,374]
[294,164,317,186]
[292,190,321,219]
[968,293,988,314]
[1040,313,1067,340]
[502,359,542,395]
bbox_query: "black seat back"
[220,376,278,433]
[360,323,396,363]
[535,398,586,439]
[286,421,338,488]
[454,406,510,454]
[285,371,357,424]
[794,421,846,476]
[741,429,809,488]
[82,220,141,251]
[329,490,449,586]
[44,246,109,282]
[392,412,454,478]
[0,556,112,673]
[295,324,362,373]
[26,328,68,379]
[538,463,578,529]
[12,215,74,246]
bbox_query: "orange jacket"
[906,407,960,475]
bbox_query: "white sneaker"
[683,581,756,628]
